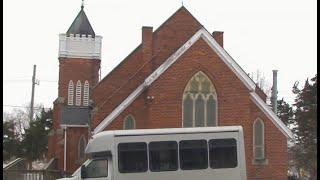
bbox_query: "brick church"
[48,4,293,179]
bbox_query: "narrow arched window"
[78,135,86,160]
[123,115,136,130]
[183,71,218,127]
[83,81,89,106]
[75,80,82,106]
[67,80,74,105]
[253,118,265,160]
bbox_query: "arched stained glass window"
[67,80,74,105]
[78,136,86,160]
[124,115,136,130]
[183,71,217,127]
[83,81,89,106]
[253,118,265,160]
[75,80,82,106]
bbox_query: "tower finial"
[182,0,184,7]
[81,0,84,9]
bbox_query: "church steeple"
[58,0,102,96]
[66,0,95,37]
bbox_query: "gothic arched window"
[75,80,82,106]
[83,81,89,106]
[183,71,217,127]
[123,115,136,130]
[67,80,74,105]
[78,135,86,161]
[253,118,265,160]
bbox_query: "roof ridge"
[153,6,203,34]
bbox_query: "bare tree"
[3,103,43,139]
[249,69,272,103]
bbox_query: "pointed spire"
[66,0,95,37]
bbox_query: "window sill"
[252,159,268,165]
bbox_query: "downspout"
[64,126,67,176]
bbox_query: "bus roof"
[86,126,243,154]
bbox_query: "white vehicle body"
[58,126,247,180]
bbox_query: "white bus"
[59,126,247,180]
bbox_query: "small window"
[118,142,148,173]
[67,80,74,105]
[83,81,89,106]
[75,80,82,106]
[253,119,265,160]
[86,159,108,178]
[209,139,237,169]
[123,115,135,130]
[179,140,208,170]
[149,141,178,172]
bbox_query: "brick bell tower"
[47,2,102,174]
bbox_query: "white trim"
[93,83,146,134]
[250,92,293,139]
[61,124,89,128]
[199,31,256,91]
[144,29,256,91]
[59,34,102,59]
[93,28,293,139]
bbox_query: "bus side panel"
[112,131,245,180]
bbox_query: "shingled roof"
[66,6,95,37]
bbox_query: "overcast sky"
[3,0,317,112]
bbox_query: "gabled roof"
[91,6,202,118]
[93,28,293,139]
[66,6,95,37]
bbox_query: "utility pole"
[30,65,39,121]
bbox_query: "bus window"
[118,142,148,173]
[149,141,178,172]
[209,138,237,169]
[179,140,208,170]
[85,158,108,178]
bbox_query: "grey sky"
[3,0,317,112]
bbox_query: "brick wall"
[104,38,288,179]
[58,58,100,100]
[65,127,89,173]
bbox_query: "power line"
[4,79,57,83]
[3,105,52,110]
